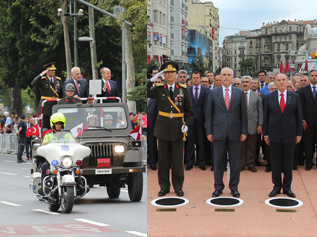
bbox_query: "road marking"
[75,219,109,227]
[33,209,60,215]
[121,190,128,193]
[21,167,30,170]
[125,231,147,237]
[0,201,21,207]
[23,176,31,178]
[3,160,15,163]
[0,172,18,176]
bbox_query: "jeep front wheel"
[107,184,120,198]
[128,173,143,202]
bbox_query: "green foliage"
[239,58,256,77]
[190,60,207,75]
[128,68,147,112]
[179,64,190,75]
[22,87,36,112]
[215,67,221,75]
[147,59,160,78]
[0,88,11,110]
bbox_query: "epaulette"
[156,83,164,87]
[179,83,187,89]
[41,77,46,79]
[55,76,61,80]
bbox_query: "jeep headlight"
[61,157,73,168]
[114,145,125,153]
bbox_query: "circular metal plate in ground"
[265,197,303,208]
[151,197,189,207]
[206,197,244,207]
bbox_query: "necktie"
[76,81,80,95]
[169,86,173,98]
[224,88,230,110]
[245,92,248,109]
[195,87,199,103]
[261,83,264,89]
[105,81,111,94]
[280,93,285,113]
[313,86,316,99]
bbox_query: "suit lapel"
[229,87,237,111]
[248,91,255,109]
[273,91,282,114]
[306,85,314,100]
[218,87,227,109]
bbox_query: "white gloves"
[149,70,164,82]
[181,125,188,133]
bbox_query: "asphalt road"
[0,154,147,237]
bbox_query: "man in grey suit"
[239,76,263,172]
[206,67,248,198]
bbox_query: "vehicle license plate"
[95,169,112,174]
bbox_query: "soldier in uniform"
[147,61,194,197]
[57,83,82,105]
[31,62,63,130]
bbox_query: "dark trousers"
[270,140,295,191]
[185,121,206,166]
[304,126,317,167]
[205,137,214,166]
[17,136,26,161]
[213,138,240,191]
[255,134,262,163]
[158,139,184,191]
[293,138,305,166]
[263,140,271,168]
[239,134,257,168]
[25,137,32,158]
[147,129,158,166]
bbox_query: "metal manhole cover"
[265,197,303,208]
[151,197,189,207]
[206,197,244,207]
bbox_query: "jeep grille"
[88,144,114,166]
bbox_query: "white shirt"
[244,89,250,107]
[278,90,287,105]
[167,83,175,93]
[222,85,232,100]
[209,84,214,90]
[310,83,317,93]
[193,84,201,99]
[102,78,111,92]
[4,117,12,127]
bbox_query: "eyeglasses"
[233,83,240,85]
[179,76,187,78]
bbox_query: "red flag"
[183,20,186,35]
[284,61,289,73]
[305,60,308,71]
[133,112,140,123]
[280,61,284,73]
[26,124,40,138]
[42,129,54,139]
[129,124,141,141]
[292,59,295,72]
[141,115,147,128]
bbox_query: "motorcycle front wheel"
[48,202,60,212]
[60,186,74,213]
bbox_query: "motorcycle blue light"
[51,159,58,166]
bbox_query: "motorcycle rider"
[38,113,87,196]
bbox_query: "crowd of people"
[147,61,317,198]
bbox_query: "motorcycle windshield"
[46,132,76,144]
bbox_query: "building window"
[163,14,165,25]
[234,50,237,54]
[289,35,292,40]
[279,36,282,41]
[159,12,162,24]
[289,26,292,32]
[275,27,277,33]
[153,10,158,23]
[284,35,287,40]
[277,44,280,51]
[275,36,277,40]
[286,44,289,50]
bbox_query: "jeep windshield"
[56,106,128,131]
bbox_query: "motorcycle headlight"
[114,145,125,153]
[61,157,73,168]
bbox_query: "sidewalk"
[147,165,317,236]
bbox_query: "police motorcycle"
[30,113,91,213]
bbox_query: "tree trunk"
[125,24,136,112]
[59,0,72,78]
[11,86,22,115]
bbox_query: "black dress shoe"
[283,189,295,197]
[185,165,193,170]
[305,166,312,171]
[150,165,157,171]
[231,190,240,198]
[199,165,206,170]
[206,161,212,166]
[269,189,281,197]
[265,167,272,173]
[210,166,214,171]
[255,160,262,166]
[248,167,257,172]
[194,162,198,166]
[212,189,223,197]
[175,190,184,196]
[158,190,170,196]
[293,165,298,170]
[240,167,244,171]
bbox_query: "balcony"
[171,16,174,23]
[238,46,245,49]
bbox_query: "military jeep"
[32,101,146,202]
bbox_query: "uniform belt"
[41,96,59,100]
[159,111,184,119]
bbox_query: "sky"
[201,0,317,46]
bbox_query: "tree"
[190,60,207,75]
[147,59,160,78]
[240,58,255,76]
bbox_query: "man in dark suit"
[63,67,89,100]
[263,73,303,198]
[147,61,193,197]
[298,70,317,171]
[185,72,209,171]
[24,116,34,161]
[98,67,121,103]
[206,67,248,198]
[257,70,267,92]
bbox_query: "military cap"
[160,61,179,72]
[104,114,113,120]
[43,62,57,70]
[65,83,75,91]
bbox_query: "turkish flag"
[292,59,295,72]
[26,124,40,138]
[284,61,289,73]
[141,115,147,128]
[133,112,140,123]
[280,61,284,73]
[129,124,142,141]
[305,60,308,71]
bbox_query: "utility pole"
[89,7,98,80]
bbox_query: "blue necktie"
[313,86,316,99]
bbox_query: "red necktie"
[106,81,111,94]
[224,88,230,110]
[76,81,80,94]
[280,93,285,113]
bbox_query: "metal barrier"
[0,134,19,154]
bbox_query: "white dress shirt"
[168,83,175,92]
[222,85,232,100]
[244,89,250,107]
[102,78,111,92]
[278,90,287,105]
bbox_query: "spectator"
[214,75,222,87]
[261,72,275,94]
[258,70,267,91]
[201,76,209,88]
[300,75,310,87]
[187,80,192,87]
[233,78,241,88]
[206,71,215,89]
[177,70,188,84]
[0,115,4,129]
[129,112,136,129]
[12,118,18,133]
[5,125,12,134]
[287,81,294,91]
[4,112,12,128]
[25,116,34,160]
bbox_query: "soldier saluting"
[31,62,63,129]
[147,61,193,197]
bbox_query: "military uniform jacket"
[57,97,82,105]
[147,81,194,141]
[31,74,63,115]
